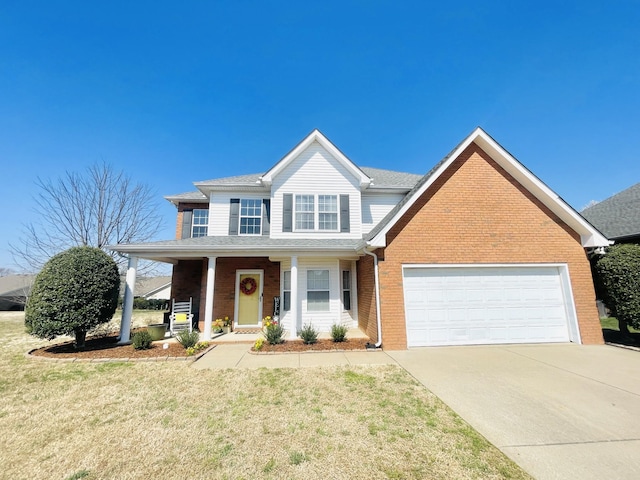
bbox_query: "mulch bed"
[253,338,371,353]
[29,334,190,360]
[28,334,372,360]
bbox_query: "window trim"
[191,208,209,238]
[306,269,330,312]
[293,194,339,232]
[342,270,351,311]
[238,198,262,236]
[282,270,291,312]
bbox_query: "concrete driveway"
[387,344,640,480]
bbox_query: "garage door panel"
[404,266,571,347]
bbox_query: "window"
[192,209,209,237]
[307,269,329,311]
[342,270,351,311]
[239,199,262,235]
[295,195,315,230]
[283,271,291,311]
[293,194,338,231]
[318,195,338,230]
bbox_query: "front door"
[235,270,263,327]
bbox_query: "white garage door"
[403,266,573,347]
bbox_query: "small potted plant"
[212,318,224,334]
[146,322,167,341]
[222,316,232,333]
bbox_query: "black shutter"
[229,198,240,235]
[340,194,350,233]
[283,194,293,232]
[262,199,271,236]
[181,210,193,239]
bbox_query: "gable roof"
[259,129,372,189]
[581,183,640,241]
[0,275,35,297]
[169,167,422,207]
[366,127,610,249]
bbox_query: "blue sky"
[1,1,639,270]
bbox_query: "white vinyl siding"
[270,141,362,239]
[361,193,406,234]
[279,258,344,332]
[207,192,269,236]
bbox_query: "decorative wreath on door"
[240,277,257,295]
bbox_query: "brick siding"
[378,142,603,349]
[171,257,280,331]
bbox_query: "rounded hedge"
[594,243,640,330]
[25,246,120,344]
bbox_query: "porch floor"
[207,327,369,344]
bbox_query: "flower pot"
[147,323,167,341]
[222,326,231,334]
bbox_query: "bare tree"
[11,163,163,273]
[0,267,15,277]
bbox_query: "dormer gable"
[260,129,372,190]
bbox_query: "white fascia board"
[110,244,361,258]
[369,127,610,249]
[260,130,372,189]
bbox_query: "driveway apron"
[388,344,640,480]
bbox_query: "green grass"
[1,311,531,479]
[600,317,640,333]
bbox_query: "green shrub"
[595,244,640,331]
[263,321,285,345]
[25,246,120,349]
[299,323,318,344]
[175,330,200,349]
[132,330,153,350]
[331,323,348,342]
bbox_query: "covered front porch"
[112,237,368,344]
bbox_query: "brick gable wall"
[378,142,603,349]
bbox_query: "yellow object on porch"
[175,313,187,323]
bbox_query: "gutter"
[362,247,383,349]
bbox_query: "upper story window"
[229,198,270,236]
[295,195,315,230]
[191,209,209,237]
[318,195,338,230]
[239,199,262,235]
[282,193,349,234]
[294,194,337,231]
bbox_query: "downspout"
[363,248,383,348]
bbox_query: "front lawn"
[600,316,640,347]
[1,312,530,479]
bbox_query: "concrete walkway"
[387,344,640,480]
[192,343,397,369]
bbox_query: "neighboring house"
[581,183,640,243]
[112,128,609,349]
[136,276,172,300]
[0,275,35,311]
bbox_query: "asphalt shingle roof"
[582,183,640,240]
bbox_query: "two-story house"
[112,128,609,349]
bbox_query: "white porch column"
[118,255,138,344]
[203,256,217,341]
[290,255,298,339]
